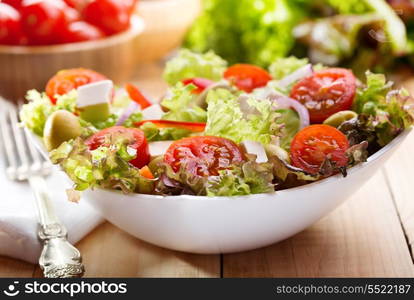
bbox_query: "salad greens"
[20,50,414,198]
[204,89,281,145]
[185,0,413,76]
[163,49,227,85]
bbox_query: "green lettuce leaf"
[269,56,309,80]
[50,132,154,194]
[276,109,300,150]
[185,0,308,67]
[163,49,227,85]
[161,83,207,122]
[204,89,281,144]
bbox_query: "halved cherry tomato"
[290,68,356,124]
[135,120,206,132]
[20,0,68,45]
[139,165,154,179]
[125,83,152,109]
[290,124,350,175]
[46,68,107,104]
[164,136,244,177]
[85,126,150,169]
[0,3,24,45]
[223,64,272,93]
[60,21,104,44]
[82,0,131,35]
[182,78,214,94]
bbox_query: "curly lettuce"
[154,155,274,196]
[161,83,207,122]
[50,133,154,194]
[20,90,77,136]
[185,0,307,67]
[163,49,227,85]
[352,72,414,146]
[204,89,281,144]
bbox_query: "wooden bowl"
[0,17,144,102]
[133,0,201,62]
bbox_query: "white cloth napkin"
[0,160,104,264]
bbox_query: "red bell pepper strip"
[125,83,152,109]
[135,120,206,132]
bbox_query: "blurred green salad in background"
[185,0,414,77]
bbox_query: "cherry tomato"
[20,0,68,45]
[223,64,272,93]
[290,124,350,175]
[60,21,104,43]
[182,78,214,94]
[82,0,131,35]
[164,136,244,177]
[0,3,24,45]
[290,68,356,124]
[46,68,107,104]
[2,0,23,10]
[85,126,150,169]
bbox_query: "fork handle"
[29,175,85,278]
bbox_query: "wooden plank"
[33,222,220,278]
[383,132,414,259]
[223,171,414,277]
[0,257,35,278]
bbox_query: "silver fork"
[0,101,84,278]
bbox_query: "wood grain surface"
[0,63,413,278]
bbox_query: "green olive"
[148,155,164,176]
[43,110,82,151]
[323,110,358,128]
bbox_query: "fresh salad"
[20,50,414,199]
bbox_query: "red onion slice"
[278,64,313,88]
[267,93,310,129]
[116,101,140,126]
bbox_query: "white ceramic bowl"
[83,128,413,254]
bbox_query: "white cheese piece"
[149,141,173,157]
[77,80,113,108]
[142,104,164,120]
[241,140,268,163]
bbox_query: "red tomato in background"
[0,3,24,45]
[63,0,86,11]
[20,0,68,45]
[164,136,245,177]
[182,78,215,94]
[60,21,104,43]
[46,68,107,104]
[290,68,356,124]
[290,125,350,175]
[85,126,150,169]
[82,0,132,35]
[224,64,272,93]
[2,0,23,10]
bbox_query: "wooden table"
[1,63,414,278]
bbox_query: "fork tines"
[0,100,52,181]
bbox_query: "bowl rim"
[89,126,413,201]
[0,16,144,55]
